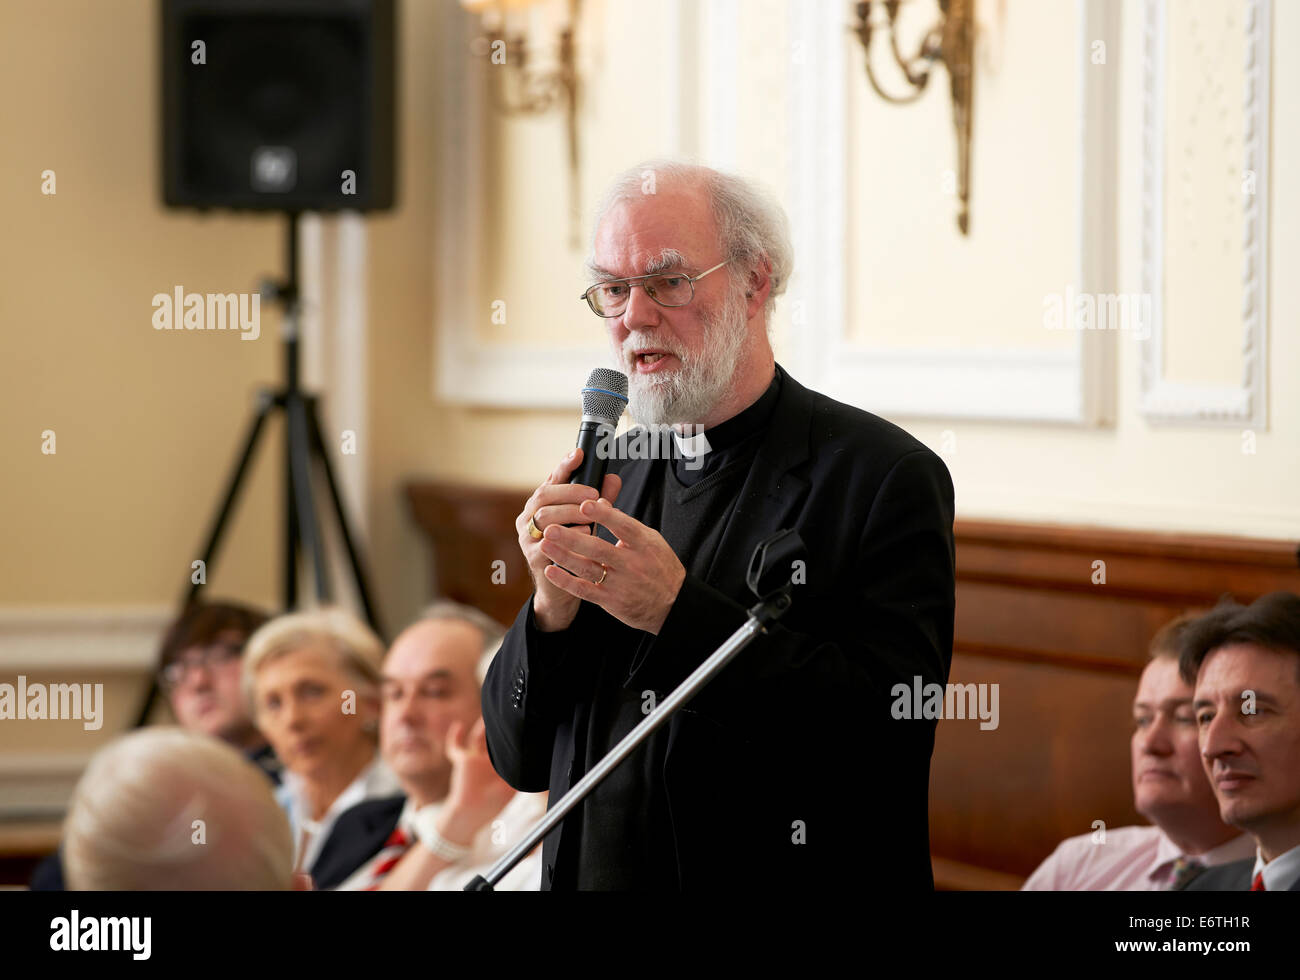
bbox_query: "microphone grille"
[581,368,629,425]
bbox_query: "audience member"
[1178,592,1300,891]
[63,727,297,890]
[1023,613,1253,889]
[243,606,400,883]
[158,599,279,782]
[30,598,275,890]
[317,601,546,891]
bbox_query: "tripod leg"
[305,398,385,640]
[288,393,332,602]
[183,391,276,607]
[284,402,299,610]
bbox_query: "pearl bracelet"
[411,805,472,863]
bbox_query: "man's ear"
[744,257,773,319]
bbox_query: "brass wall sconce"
[852,0,976,235]
[462,0,584,248]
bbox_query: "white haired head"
[63,727,294,890]
[590,159,794,322]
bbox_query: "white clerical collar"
[672,428,712,459]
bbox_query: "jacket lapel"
[700,364,813,600]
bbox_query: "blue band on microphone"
[583,386,629,403]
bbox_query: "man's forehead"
[384,620,480,677]
[593,189,716,266]
[1199,641,1291,679]
[1193,642,1300,699]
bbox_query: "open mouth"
[633,351,676,372]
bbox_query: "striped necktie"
[362,826,413,890]
[1168,856,1204,890]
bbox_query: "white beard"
[619,290,751,427]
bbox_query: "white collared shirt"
[1252,842,1300,891]
[276,752,402,874]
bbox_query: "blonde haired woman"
[243,607,400,883]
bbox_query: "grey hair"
[241,606,385,719]
[412,599,507,687]
[590,159,794,319]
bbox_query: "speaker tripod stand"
[133,213,384,728]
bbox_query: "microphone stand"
[465,529,804,891]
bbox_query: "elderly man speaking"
[482,160,956,891]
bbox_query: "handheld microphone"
[571,368,628,491]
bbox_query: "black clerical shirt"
[564,367,783,889]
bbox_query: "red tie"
[1251,871,1266,891]
[363,826,412,890]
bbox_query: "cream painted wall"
[0,0,284,609]
[910,0,1298,538]
[0,0,289,784]
[848,0,1080,354]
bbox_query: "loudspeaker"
[161,0,396,212]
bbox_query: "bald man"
[315,602,545,890]
[63,727,297,890]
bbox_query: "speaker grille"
[162,0,395,212]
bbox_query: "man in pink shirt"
[1022,613,1254,890]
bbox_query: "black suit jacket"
[483,365,956,890]
[309,794,406,890]
[1182,856,1300,891]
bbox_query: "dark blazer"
[310,794,406,890]
[483,364,956,890]
[1182,856,1300,891]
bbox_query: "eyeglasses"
[159,640,242,691]
[580,259,731,317]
